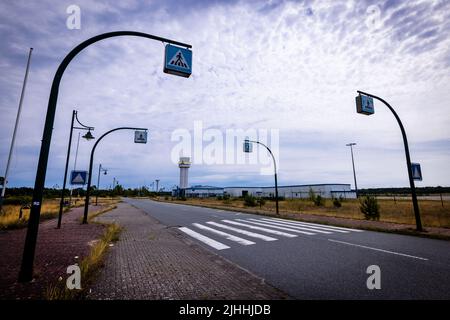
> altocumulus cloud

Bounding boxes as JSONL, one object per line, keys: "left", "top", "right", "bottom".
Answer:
{"left": 0, "top": 0, "right": 449, "bottom": 190}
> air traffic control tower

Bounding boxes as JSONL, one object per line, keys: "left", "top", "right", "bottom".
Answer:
{"left": 178, "top": 157, "right": 191, "bottom": 196}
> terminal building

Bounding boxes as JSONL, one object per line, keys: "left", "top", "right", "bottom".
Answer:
{"left": 174, "top": 184, "right": 356, "bottom": 199}
{"left": 173, "top": 157, "right": 356, "bottom": 199}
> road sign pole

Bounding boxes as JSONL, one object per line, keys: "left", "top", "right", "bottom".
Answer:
{"left": 57, "top": 110, "right": 76, "bottom": 229}
{"left": 19, "top": 31, "right": 191, "bottom": 282}
{"left": 357, "top": 90, "right": 422, "bottom": 231}
{"left": 83, "top": 127, "right": 147, "bottom": 224}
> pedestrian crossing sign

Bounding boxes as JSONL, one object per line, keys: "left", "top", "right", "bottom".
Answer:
{"left": 356, "top": 94, "right": 374, "bottom": 115}
{"left": 411, "top": 163, "right": 422, "bottom": 181}
{"left": 70, "top": 170, "right": 88, "bottom": 185}
{"left": 134, "top": 130, "right": 147, "bottom": 144}
{"left": 164, "top": 44, "right": 192, "bottom": 78}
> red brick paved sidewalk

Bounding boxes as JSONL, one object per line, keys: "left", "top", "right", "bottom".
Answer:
{"left": 0, "top": 206, "right": 105, "bottom": 299}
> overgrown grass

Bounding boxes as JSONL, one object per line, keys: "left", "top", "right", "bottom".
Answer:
{"left": 157, "top": 197, "right": 450, "bottom": 228}
{"left": 0, "top": 200, "right": 68, "bottom": 230}
{"left": 44, "top": 222, "right": 122, "bottom": 300}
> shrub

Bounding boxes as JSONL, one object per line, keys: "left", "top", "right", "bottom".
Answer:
{"left": 217, "top": 195, "right": 223, "bottom": 200}
{"left": 257, "top": 198, "right": 266, "bottom": 208}
{"left": 313, "top": 195, "right": 325, "bottom": 206}
{"left": 244, "top": 195, "right": 257, "bottom": 207}
{"left": 333, "top": 197, "right": 342, "bottom": 208}
{"left": 360, "top": 195, "right": 380, "bottom": 220}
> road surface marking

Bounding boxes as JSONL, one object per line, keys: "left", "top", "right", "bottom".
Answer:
{"left": 193, "top": 223, "right": 255, "bottom": 246}
{"left": 222, "top": 220, "right": 298, "bottom": 238}
{"left": 248, "top": 218, "right": 332, "bottom": 234}
{"left": 328, "top": 239, "right": 429, "bottom": 261}
{"left": 261, "top": 218, "right": 349, "bottom": 233}
{"left": 179, "top": 227, "right": 230, "bottom": 250}
{"left": 206, "top": 221, "right": 278, "bottom": 241}
{"left": 236, "top": 219, "right": 316, "bottom": 235}
{"left": 266, "top": 217, "right": 363, "bottom": 232}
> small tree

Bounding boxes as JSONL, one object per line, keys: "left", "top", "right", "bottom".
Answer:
{"left": 308, "top": 188, "right": 316, "bottom": 202}
{"left": 333, "top": 197, "right": 342, "bottom": 208}
{"left": 244, "top": 195, "right": 257, "bottom": 207}
{"left": 257, "top": 197, "right": 266, "bottom": 208}
{"left": 314, "top": 195, "right": 325, "bottom": 206}
{"left": 360, "top": 195, "right": 380, "bottom": 220}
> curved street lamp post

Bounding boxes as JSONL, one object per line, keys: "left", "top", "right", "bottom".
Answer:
{"left": 243, "top": 139, "right": 279, "bottom": 215}
{"left": 356, "top": 90, "right": 422, "bottom": 231}
{"left": 57, "top": 110, "right": 94, "bottom": 229}
{"left": 95, "top": 164, "right": 108, "bottom": 206}
{"left": 83, "top": 127, "right": 147, "bottom": 224}
{"left": 19, "top": 31, "right": 192, "bottom": 282}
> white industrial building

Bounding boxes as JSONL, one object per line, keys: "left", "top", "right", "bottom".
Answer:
{"left": 223, "top": 184, "right": 356, "bottom": 199}
{"left": 173, "top": 156, "right": 356, "bottom": 199}
{"left": 173, "top": 184, "right": 356, "bottom": 199}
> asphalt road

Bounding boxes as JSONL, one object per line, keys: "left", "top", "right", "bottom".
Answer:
{"left": 125, "top": 198, "right": 450, "bottom": 299}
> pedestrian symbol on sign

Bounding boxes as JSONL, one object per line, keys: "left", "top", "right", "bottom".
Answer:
{"left": 134, "top": 130, "right": 148, "bottom": 144}
{"left": 169, "top": 51, "right": 189, "bottom": 69}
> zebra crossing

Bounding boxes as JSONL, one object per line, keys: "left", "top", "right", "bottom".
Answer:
{"left": 179, "top": 217, "right": 363, "bottom": 251}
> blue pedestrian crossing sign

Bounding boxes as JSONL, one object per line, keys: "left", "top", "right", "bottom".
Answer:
{"left": 164, "top": 44, "right": 192, "bottom": 78}
{"left": 243, "top": 139, "right": 253, "bottom": 153}
{"left": 70, "top": 170, "right": 88, "bottom": 185}
{"left": 356, "top": 94, "right": 374, "bottom": 115}
{"left": 411, "top": 163, "right": 422, "bottom": 181}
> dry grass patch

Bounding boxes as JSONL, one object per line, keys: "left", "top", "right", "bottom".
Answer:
{"left": 0, "top": 200, "right": 67, "bottom": 230}
{"left": 44, "top": 222, "right": 122, "bottom": 300}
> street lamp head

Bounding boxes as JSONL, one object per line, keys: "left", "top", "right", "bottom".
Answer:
{"left": 346, "top": 143, "right": 356, "bottom": 147}
{"left": 82, "top": 130, "right": 95, "bottom": 141}
{"left": 103, "top": 170, "right": 107, "bottom": 175}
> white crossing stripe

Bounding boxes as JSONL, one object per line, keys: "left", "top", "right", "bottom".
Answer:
{"left": 179, "top": 227, "right": 230, "bottom": 250}
{"left": 206, "top": 221, "right": 278, "bottom": 241}
{"left": 248, "top": 218, "right": 332, "bottom": 234}
{"left": 260, "top": 218, "right": 348, "bottom": 233}
{"left": 236, "top": 219, "right": 316, "bottom": 235}
{"left": 265, "top": 217, "right": 363, "bottom": 232}
{"left": 222, "top": 220, "right": 298, "bottom": 238}
{"left": 193, "top": 223, "right": 255, "bottom": 246}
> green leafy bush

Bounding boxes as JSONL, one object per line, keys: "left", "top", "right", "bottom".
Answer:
{"left": 360, "top": 195, "right": 380, "bottom": 220}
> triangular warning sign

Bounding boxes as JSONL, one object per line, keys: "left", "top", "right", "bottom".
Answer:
{"left": 168, "top": 50, "right": 190, "bottom": 69}
{"left": 72, "top": 173, "right": 85, "bottom": 183}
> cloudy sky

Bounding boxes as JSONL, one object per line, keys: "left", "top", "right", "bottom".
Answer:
{"left": 1, "top": 0, "right": 449, "bottom": 191}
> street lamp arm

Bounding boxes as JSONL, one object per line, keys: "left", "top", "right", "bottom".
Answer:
{"left": 249, "top": 140, "right": 277, "bottom": 174}
{"left": 357, "top": 91, "right": 407, "bottom": 137}
{"left": 74, "top": 111, "right": 94, "bottom": 130}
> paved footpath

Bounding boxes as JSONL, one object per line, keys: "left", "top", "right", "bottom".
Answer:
{"left": 87, "top": 202, "right": 289, "bottom": 299}
{"left": 0, "top": 205, "right": 105, "bottom": 299}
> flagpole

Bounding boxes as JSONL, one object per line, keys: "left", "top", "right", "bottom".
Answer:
{"left": 0, "top": 48, "right": 33, "bottom": 211}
